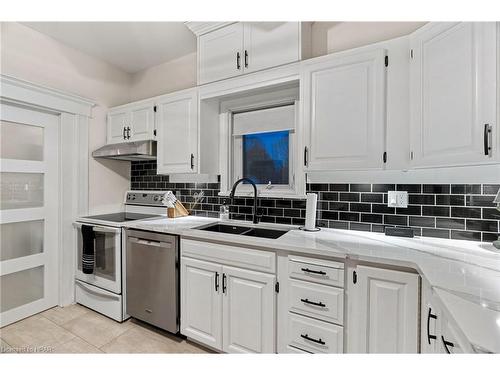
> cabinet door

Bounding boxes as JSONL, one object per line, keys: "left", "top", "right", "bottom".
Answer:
{"left": 198, "top": 23, "right": 244, "bottom": 84}
{"left": 222, "top": 266, "right": 276, "bottom": 353}
{"left": 156, "top": 89, "right": 198, "bottom": 174}
{"left": 180, "top": 257, "right": 223, "bottom": 351}
{"left": 107, "top": 110, "right": 128, "bottom": 144}
{"left": 243, "top": 22, "right": 300, "bottom": 74}
{"left": 129, "top": 105, "right": 155, "bottom": 142}
{"left": 409, "top": 22, "right": 497, "bottom": 167}
{"left": 347, "top": 265, "right": 419, "bottom": 353}
{"left": 302, "top": 49, "right": 387, "bottom": 170}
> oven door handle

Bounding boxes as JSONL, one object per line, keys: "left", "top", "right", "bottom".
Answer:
{"left": 73, "top": 222, "right": 121, "bottom": 234}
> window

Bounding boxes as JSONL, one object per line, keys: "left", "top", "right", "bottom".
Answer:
{"left": 242, "top": 130, "right": 289, "bottom": 185}
{"left": 231, "top": 104, "right": 296, "bottom": 195}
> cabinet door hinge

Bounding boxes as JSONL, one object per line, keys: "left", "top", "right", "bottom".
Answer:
{"left": 383, "top": 151, "right": 387, "bottom": 163}
{"left": 275, "top": 282, "right": 280, "bottom": 293}
{"left": 385, "top": 55, "right": 389, "bottom": 67}
{"left": 153, "top": 105, "right": 157, "bottom": 112}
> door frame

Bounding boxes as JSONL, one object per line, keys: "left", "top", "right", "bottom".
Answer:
{"left": 1, "top": 74, "right": 95, "bottom": 310}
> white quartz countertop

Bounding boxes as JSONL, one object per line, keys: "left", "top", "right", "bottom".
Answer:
{"left": 125, "top": 215, "right": 500, "bottom": 353}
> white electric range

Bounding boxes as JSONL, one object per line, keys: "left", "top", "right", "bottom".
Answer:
{"left": 73, "top": 191, "right": 170, "bottom": 321}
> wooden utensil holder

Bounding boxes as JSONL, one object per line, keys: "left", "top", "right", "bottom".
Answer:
{"left": 167, "top": 201, "right": 189, "bottom": 218}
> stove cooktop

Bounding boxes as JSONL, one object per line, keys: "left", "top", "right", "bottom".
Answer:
{"left": 81, "top": 212, "right": 159, "bottom": 223}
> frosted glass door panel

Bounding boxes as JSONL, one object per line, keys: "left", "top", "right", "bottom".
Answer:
{"left": 0, "top": 266, "right": 44, "bottom": 313}
{"left": 0, "top": 172, "right": 44, "bottom": 209}
{"left": 0, "top": 121, "right": 44, "bottom": 161}
{"left": 0, "top": 220, "right": 44, "bottom": 261}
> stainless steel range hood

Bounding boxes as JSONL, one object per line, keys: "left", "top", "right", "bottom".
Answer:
{"left": 92, "top": 140, "right": 156, "bottom": 161}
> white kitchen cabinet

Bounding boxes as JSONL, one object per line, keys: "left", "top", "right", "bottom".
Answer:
{"left": 196, "top": 22, "right": 308, "bottom": 85}
{"left": 302, "top": 49, "right": 387, "bottom": 171}
{"left": 107, "top": 109, "right": 129, "bottom": 144}
{"left": 420, "top": 280, "right": 472, "bottom": 354}
{"left": 180, "top": 257, "right": 223, "bottom": 350}
{"left": 409, "top": 22, "right": 498, "bottom": 167}
{"left": 180, "top": 239, "right": 277, "bottom": 353}
{"left": 156, "top": 88, "right": 198, "bottom": 174}
{"left": 198, "top": 23, "right": 244, "bottom": 85}
{"left": 106, "top": 101, "right": 155, "bottom": 144}
{"left": 243, "top": 22, "right": 300, "bottom": 74}
{"left": 222, "top": 265, "right": 276, "bottom": 353}
{"left": 347, "top": 265, "right": 419, "bottom": 353}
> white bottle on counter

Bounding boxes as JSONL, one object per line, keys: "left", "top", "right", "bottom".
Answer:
{"left": 220, "top": 200, "right": 230, "bottom": 221}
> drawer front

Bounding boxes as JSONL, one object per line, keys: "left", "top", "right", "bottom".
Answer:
{"left": 181, "top": 239, "right": 275, "bottom": 273}
{"left": 75, "top": 280, "right": 123, "bottom": 322}
{"left": 288, "top": 256, "right": 344, "bottom": 287}
{"left": 284, "top": 345, "right": 311, "bottom": 354}
{"left": 288, "top": 279, "right": 344, "bottom": 324}
{"left": 288, "top": 313, "right": 343, "bottom": 354}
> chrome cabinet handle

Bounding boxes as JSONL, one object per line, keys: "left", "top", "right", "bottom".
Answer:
{"left": 300, "top": 298, "right": 326, "bottom": 308}
{"left": 484, "top": 124, "right": 492, "bottom": 156}
{"left": 427, "top": 307, "right": 437, "bottom": 344}
{"left": 300, "top": 334, "right": 325, "bottom": 345}
{"left": 236, "top": 52, "right": 241, "bottom": 70}
{"left": 244, "top": 50, "right": 248, "bottom": 68}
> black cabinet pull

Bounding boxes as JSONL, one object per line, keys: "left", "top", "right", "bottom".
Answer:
{"left": 123, "top": 127, "right": 127, "bottom": 140}
{"left": 304, "top": 146, "right": 308, "bottom": 167}
{"left": 300, "top": 334, "right": 325, "bottom": 345}
{"left": 244, "top": 50, "right": 248, "bottom": 68}
{"left": 441, "top": 336, "right": 454, "bottom": 354}
{"left": 353, "top": 270, "right": 357, "bottom": 284}
{"left": 301, "top": 267, "right": 326, "bottom": 275}
{"left": 126, "top": 126, "right": 131, "bottom": 139}
{"left": 222, "top": 273, "right": 227, "bottom": 293}
{"left": 236, "top": 52, "right": 241, "bottom": 70}
{"left": 215, "top": 272, "right": 219, "bottom": 292}
{"left": 190, "top": 153, "right": 194, "bottom": 169}
{"left": 300, "top": 298, "right": 326, "bottom": 308}
{"left": 484, "top": 124, "right": 492, "bottom": 156}
{"left": 427, "top": 307, "right": 437, "bottom": 345}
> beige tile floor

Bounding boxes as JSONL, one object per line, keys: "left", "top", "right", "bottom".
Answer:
{"left": 0, "top": 304, "right": 212, "bottom": 354}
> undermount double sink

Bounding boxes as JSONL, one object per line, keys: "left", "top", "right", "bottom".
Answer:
{"left": 196, "top": 223, "right": 289, "bottom": 239}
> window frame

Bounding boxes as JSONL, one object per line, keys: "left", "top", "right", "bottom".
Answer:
{"left": 219, "top": 98, "right": 305, "bottom": 198}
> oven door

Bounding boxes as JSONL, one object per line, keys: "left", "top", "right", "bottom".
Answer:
{"left": 74, "top": 222, "right": 122, "bottom": 294}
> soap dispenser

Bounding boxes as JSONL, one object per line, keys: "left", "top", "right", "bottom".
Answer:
{"left": 220, "top": 199, "right": 230, "bottom": 221}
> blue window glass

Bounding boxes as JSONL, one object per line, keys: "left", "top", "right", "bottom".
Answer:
{"left": 242, "top": 130, "right": 289, "bottom": 185}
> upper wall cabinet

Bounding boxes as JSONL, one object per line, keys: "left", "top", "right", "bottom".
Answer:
{"left": 156, "top": 88, "right": 199, "bottom": 174}
{"left": 107, "top": 101, "right": 155, "bottom": 144}
{"left": 194, "top": 22, "right": 311, "bottom": 85}
{"left": 302, "top": 49, "right": 387, "bottom": 171}
{"left": 409, "top": 22, "right": 498, "bottom": 168}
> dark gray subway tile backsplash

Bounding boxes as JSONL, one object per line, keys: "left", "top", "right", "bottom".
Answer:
{"left": 130, "top": 161, "right": 500, "bottom": 243}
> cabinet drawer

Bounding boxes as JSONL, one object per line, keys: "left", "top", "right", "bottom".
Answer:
{"left": 284, "top": 345, "right": 311, "bottom": 354}
{"left": 288, "top": 279, "right": 344, "bottom": 324}
{"left": 288, "top": 255, "right": 344, "bottom": 287}
{"left": 181, "top": 239, "right": 275, "bottom": 273}
{"left": 288, "top": 313, "right": 343, "bottom": 354}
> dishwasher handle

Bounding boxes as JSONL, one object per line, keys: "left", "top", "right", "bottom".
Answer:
{"left": 128, "top": 236, "right": 174, "bottom": 248}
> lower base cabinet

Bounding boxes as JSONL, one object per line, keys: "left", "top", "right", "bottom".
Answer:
{"left": 347, "top": 265, "right": 420, "bottom": 353}
{"left": 181, "top": 249, "right": 276, "bottom": 353}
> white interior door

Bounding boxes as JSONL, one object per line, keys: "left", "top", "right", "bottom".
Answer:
{"left": 0, "top": 103, "right": 59, "bottom": 327}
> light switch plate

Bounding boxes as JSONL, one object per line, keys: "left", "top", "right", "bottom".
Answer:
{"left": 387, "top": 191, "right": 408, "bottom": 208}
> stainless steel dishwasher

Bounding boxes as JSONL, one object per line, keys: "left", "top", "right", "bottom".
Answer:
{"left": 125, "top": 229, "right": 179, "bottom": 333}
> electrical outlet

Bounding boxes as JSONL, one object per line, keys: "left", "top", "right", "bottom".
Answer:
{"left": 387, "top": 191, "right": 408, "bottom": 208}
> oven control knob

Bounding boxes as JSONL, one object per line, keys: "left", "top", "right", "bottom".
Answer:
{"left": 153, "top": 195, "right": 159, "bottom": 201}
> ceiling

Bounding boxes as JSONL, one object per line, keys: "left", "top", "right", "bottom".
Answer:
{"left": 22, "top": 22, "right": 197, "bottom": 73}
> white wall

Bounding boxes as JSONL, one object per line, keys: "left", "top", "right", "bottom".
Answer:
{"left": 1, "top": 22, "right": 132, "bottom": 214}
{"left": 129, "top": 52, "right": 197, "bottom": 101}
